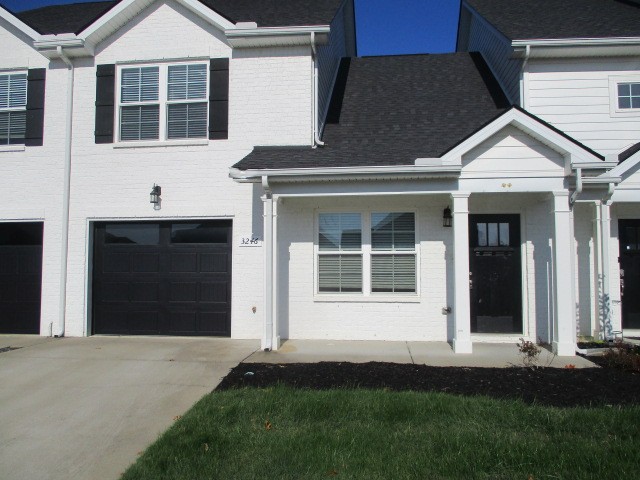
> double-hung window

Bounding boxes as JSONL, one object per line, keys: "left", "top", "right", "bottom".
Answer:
{"left": 371, "top": 213, "right": 417, "bottom": 293}
{"left": 318, "top": 213, "right": 363, "bottom": 293}
{"left": 118, "top": 63, "right": 208, "bottom": 142}
{"left": 0, "top": 72, "right": 27, "bottom": 145}
{"left": 317, "top": 212, "right": 417, "bottom": 295}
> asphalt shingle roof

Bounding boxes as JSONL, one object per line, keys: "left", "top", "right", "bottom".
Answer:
{"left": 9, "top": 0, "right": 343, "bottom": 34}
{"left": 620, "top": 141, "right": 640, "bottom": 163}
{"left": 233, "top": 52, "right": 512, "bottom": 171}
{"left": 466, "top": 0, "right": 640, "bottom": 40}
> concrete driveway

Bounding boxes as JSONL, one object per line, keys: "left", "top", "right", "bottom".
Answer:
{"left": 0, "top": 335, "right": 258, "bottom": 480}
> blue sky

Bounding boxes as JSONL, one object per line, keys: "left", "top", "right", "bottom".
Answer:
{"left": 0, "top": 0, "right": 461, "bottom": 56}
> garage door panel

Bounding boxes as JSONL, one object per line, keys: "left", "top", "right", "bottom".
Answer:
{"left": 199, "top": 311, "right": 229, "bottom": 334}
{"left": 100, "top": 282, "right": 130, "bottom": 302}
{"left": 18, "top": 282, "right": 41, "bottom": 303}
{"left": 170, "top": 253, "right": 198, "bottom": 272}
{"left": 103, "top": 253, "right": 130, "bottom": 273}
{"left": 200, "top": 253, "right": 228, "bottom": 273}
{"left": 0, "top": 254, "right": 18, "bottom": 274}
{"left": 169, "top": 282, "right": 198, "bottom": 302}
{"left": 131, "top": 282, "right": 159, "bottom": 302}
{"left": 93, "top": 221, "right": 231, "bottom": 336}
{"left": 0, "top": 282, "right": 18, "bottom": 301}
{"left": 168, "top": 311, "right": 197, "bottom": 333}
{"left": 132, "top": 253, "right": 160, "bottom": 273}
{"left": 200, "top": 282, "right": 228, "bottom": 303}
{"left": 19, "top": 253, "right": 42, "bottom": 274}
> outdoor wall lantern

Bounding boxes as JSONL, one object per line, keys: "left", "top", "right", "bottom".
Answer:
{"left": 150, "top": 184, "right": 161, "bottom": 210}
{"left": 442, "top": 206, "right": 452, "bottom": 227}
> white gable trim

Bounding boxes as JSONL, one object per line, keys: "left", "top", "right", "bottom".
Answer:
{"left": 416, "top": 108, "right": 608, "bottom": 170}
{"left": 0, "top": 6, "right": 42, "bottom": 42}
{"left": 79, "top": 0, "right": 236, "bottom": 42}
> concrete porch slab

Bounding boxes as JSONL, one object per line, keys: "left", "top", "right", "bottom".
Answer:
{"left": 246, "top": 340, "right": 597, "bottom": 369}
{"left": 0, "top": 335, "right": 258, "bottom": 480}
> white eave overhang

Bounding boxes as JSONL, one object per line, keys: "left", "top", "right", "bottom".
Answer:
{"left": 513, "top": 37, "right": 640, "bottom": 58}
{"left": 34, "top": 36, "right": 95, "bottom": 58}
{"left": 225, "top": 25, "right": 330, "bottom": 48}
{"left": 229, "top": 164, "right": 462, "bottom": 183}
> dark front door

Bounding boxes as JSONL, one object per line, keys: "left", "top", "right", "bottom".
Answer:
{"left": 469, "top": 214, "right": 522, "bottom": 334}
{"left": 619, "top": 220, "right": 640, "bottom": 329}
{"left": 92, "top": 220, "right": 232, "bottom": 336}
{"left": 0, "top": 223, "right": 43, "bottom": 334}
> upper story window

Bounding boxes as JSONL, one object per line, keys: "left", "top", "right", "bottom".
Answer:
{"left": 0, "top": 72, "right": 27, "bottom": 145}
{"left": 618, "top": 83, "right": 640, "bottom": 110}
{"left": 118, "top": 63, "right": 208, "bottom": 142}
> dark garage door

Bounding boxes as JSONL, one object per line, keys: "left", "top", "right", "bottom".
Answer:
{"left": 0, "top": 222, "right": 43, "bottom": 334}
{"left": 92, "top": 221, "right": 232, "bottom": 336}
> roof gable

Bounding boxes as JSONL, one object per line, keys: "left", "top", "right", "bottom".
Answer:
{"left": 465, "top": 0, "right": 640, "bottom": 41}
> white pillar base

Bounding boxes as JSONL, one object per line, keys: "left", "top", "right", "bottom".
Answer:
{"left": 272, "top": 336, "right": 281, "bottom": 351}
{"left": 553, "top": 341, "right": 576, "bottom": 357}
{"left": 453, "top": 338, "right": 473, "bottom": 354}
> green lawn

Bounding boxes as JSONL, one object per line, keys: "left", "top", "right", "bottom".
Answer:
{"left": 122, "top": 387, "right": 640, "bottom": 480}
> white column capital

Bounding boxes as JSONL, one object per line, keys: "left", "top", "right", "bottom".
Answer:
{"left": 451, "top": 192, "right": 471, "bottom": 199}
{"left": 551, "top": 191, "right": 571, "bottom": 213}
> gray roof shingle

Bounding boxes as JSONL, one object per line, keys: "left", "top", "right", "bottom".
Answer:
{"left": 9, "top": 0, "right": 343, "bottom": 34}
{"left": 233, "top": 52, "right": 512, "bottom": 171}
{"left": 466, "top": 0, "right": 640, "bottom": 40}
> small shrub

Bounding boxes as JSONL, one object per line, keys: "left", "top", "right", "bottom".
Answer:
{"left": 517, "top": 338, "right": 541, "bottom": 368}
{"left": 602, "top": 341, "right": 640, "bottom": 372}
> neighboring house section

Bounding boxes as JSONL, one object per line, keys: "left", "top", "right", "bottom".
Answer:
{"left": 0, "top": 0, "right": 355, "bottom": 338}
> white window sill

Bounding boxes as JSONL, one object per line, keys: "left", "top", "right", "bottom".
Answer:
{"left": 113, "top": 139, "right": 209, "bottom": 149}
{"left": 314, "top": 295, "right": 421, "bottom": 304}
{"left": 0, "top": 145, "right": 25, "bottom": 152}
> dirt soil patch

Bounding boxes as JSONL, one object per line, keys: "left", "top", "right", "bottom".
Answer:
{"left": 217, "top": 362, "right": 640, "bottom": 408}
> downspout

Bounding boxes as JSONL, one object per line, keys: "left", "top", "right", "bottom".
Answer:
{"left": 310, "top": 32, "right": 324, "bottom": 147}
{"left": 56, "top": 46, "right": 74, "bottom": 337}
{"left": 262, "top": 176, "right": 274, "bottom": 351}
{"left": 570, "top": 167, "right": 582, "bottom": 205}
{"left": 519, "top": 45, "right": 531, "bottom": 108}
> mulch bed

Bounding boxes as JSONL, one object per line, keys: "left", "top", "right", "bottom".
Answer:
{"left": 217, "top": 362, "right": 640, "bottom": 408}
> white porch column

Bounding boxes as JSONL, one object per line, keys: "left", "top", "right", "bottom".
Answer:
{"left": 271, "top": 198, "right": 281, "bottom": 349}
{"left": 552, "top": 191, "right": 577, "bottom": 356}
{"left": 452, "top": 193, "right": 472, "bottom": 354}
{"left": 262, "top": 193, "right": 274, "bottom": 351}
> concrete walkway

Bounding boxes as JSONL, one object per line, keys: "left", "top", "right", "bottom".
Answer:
{"left": 247, "top": 340, "right": 597, "bottom": 368}
{"left": 0, "top": 335, "right": 258, "bottom": 480}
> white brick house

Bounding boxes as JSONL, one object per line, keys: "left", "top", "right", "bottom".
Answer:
{"left": 0, "top": 0, "right": 638, "bottom": 358}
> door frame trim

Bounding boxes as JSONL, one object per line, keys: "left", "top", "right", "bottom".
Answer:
{"left": 85, "top": 215, "right": 235, "bottom": 337}
{"left": 467, "top": 208, "right": 530, "bottom": 340}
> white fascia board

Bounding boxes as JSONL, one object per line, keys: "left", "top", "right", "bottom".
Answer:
{"left": 582, "top": 176, "right": 621, "bottom": 185}
{"left": 433, "top": 109, "right": 603, "bottom": 168}
{"left": 0, "top": 6, "right": 42, "bottom": 41}
{"left": 513, "top": 37, "right": 640, "bottom": 48}
{"left": 34, "top": 37, "right": 95, "bottom": 58}
{"left": 229, "top": 164, "right": 462, "bottom": 182}
{"left": 606, "top": 151, "right": 640, "bottom": 178}
{"left": 225, "top": 26, "right": 330, "bottom": 48}
{"left": 79, "top": 0, "right": 235, "bottom": 43}
{"left": 513, "top": 38, "right": 640, "bottom": 58}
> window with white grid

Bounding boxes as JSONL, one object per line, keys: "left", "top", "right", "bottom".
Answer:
{"left": 118, "top": 63, "right": 207, "bottom": 142}
{"left": 0, "top": 72, "right": 27, "bottom": 145}
{"left": 316, "top": 211, "right": 417, "bottom": 296}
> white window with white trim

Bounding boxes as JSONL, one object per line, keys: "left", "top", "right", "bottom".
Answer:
{"left": 117, "top": 62, "right": 208, "bottom": 142}
{"left": 0, "top": 72, "right": 27, "bottom": 145}
{"left": 609, "top": 75, "right": 640, "bottom": 117}
{"left": 316, "top": 211, "right": 418, "bottom": 296}
{"left": 618, "top": 82, "right": 640, "bottom": 110}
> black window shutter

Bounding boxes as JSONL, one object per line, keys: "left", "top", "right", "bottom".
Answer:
{"left": 95, "top": 64, "right": 116, "bottom": 144}
{"left": 25, "top": 68, "right": 46, "bottom": 147}
{"left": 209, "top": 58, "right": 229, "bottom": 140}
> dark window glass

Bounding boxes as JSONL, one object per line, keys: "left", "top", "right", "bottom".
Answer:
{"left": 171, "top": 224, "right": 228, "bottom": 244}
{"left": 477, "top": 223, "right": 487, "bottom": 247}
{"left": 499, "top": 223, "right": 510, "bottom": 246}
{"left": 625, "top": 226, "right": 638, "bottom": 251}
{"left": 0, "top": 222, "right": 43, "bottom": 246}
{"left": 105, "top": 224, "right": 160, "bottom": 245}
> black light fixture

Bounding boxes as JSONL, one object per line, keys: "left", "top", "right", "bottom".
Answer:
{"left": 443, "top": 206, "right": 452, "bottom": 227}
{"left": 150, "top": 184, "right": 161, "bottom": 210}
